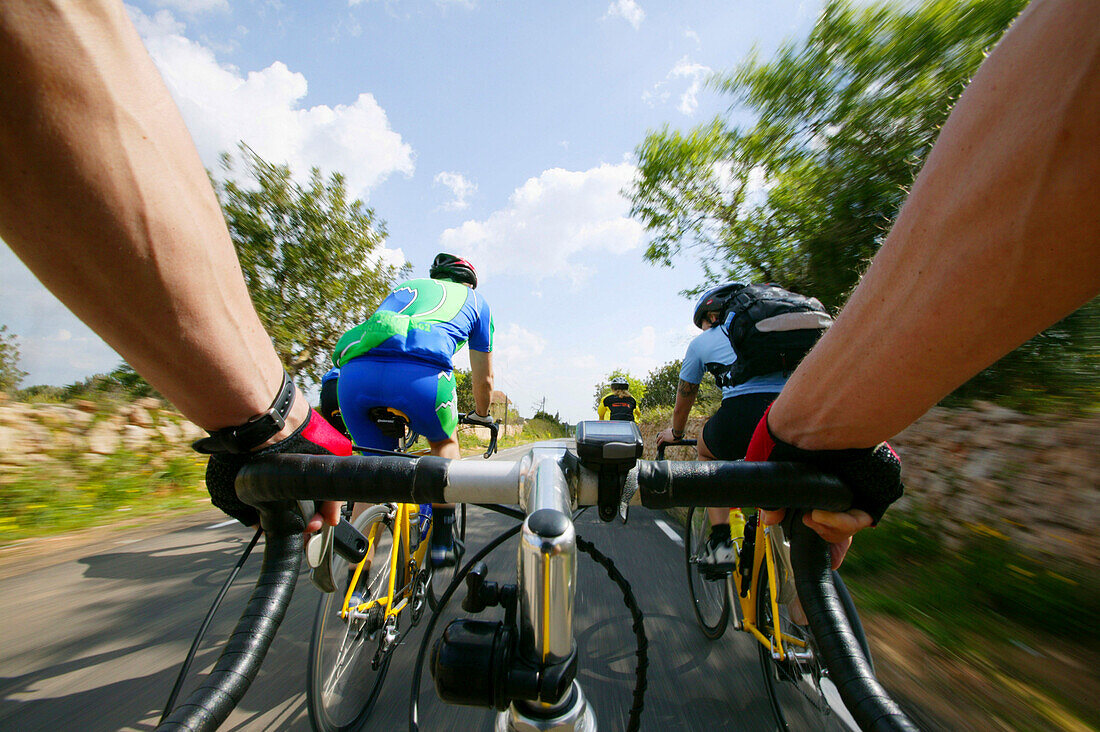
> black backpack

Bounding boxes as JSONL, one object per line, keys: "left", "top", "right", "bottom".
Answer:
{"left": 722, "top": 284, "right": 833, "bottom": 387}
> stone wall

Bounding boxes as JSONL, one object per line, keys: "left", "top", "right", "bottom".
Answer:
{"left": 639, "top": 402, "right": 1099, "bottom": 565}
{"left": 0, "top": 396, "right": 206, "bottom": 473}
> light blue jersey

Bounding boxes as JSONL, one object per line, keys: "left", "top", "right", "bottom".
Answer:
{"left": 679, "top": 313, "right": 787, "bottom": 398}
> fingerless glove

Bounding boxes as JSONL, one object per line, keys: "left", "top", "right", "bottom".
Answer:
{"left": 745, "top": 405, "right": 902, "bottom": 524}
{"left": 204, "top": 409, "right": 352, "bottom": 526}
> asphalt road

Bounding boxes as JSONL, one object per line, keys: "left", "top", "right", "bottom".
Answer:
{"left": 0, "top": 441, "right": 859, "bottom": 731}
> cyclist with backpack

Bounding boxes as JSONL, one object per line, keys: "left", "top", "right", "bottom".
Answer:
{"left": 657, "top": 283, "right": 832, "bottom": 569}
{"left": 332, "top": 253, "right": 495, "bottom": 566}
{"left": 598, "top": 377, "right": 641, "bottom": 422}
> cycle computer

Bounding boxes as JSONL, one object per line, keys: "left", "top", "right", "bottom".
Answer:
{"left": 574, "top": 420, "right": 643, "bottom": 469}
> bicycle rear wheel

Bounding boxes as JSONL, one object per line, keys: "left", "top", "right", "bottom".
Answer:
{"left": 685, "top": 506, "right": 731, "bottom": 639}
{"left": 307, "top": 505, "right": 401, "bottom": 732}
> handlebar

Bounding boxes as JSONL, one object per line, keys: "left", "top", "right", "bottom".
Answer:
{"left": 157, "top": 533, "right": 302, "bottom": 731}
{"left": 167, "top": 446, "right": 914, "bottom": 731}
{"left": 655, "top": 438, "right": 697, "bottom": 461}
{"left": 458, "top": 413, "right": 499, "bottom": 458}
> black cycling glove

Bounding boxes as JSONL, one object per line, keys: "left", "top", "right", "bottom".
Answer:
{"left": 745, "top": 405, "right": 903, "bottom": 524}
{"left": 203, "top": 408, "right": 352, "bottom": 526}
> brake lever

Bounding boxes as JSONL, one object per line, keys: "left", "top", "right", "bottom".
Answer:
{"left": 618, "top": 472, "right": 639, "bottom": 524}
{"left": 307, "top": 521, "right": 336, "bottom": 593}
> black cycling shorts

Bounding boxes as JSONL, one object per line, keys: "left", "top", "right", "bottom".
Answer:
{"left": 701, "top": 392, "right": 779, "bottom": 460}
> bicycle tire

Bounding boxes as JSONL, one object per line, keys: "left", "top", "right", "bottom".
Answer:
{"left": 755, "top": 566, "right": 834, "bottom": 730}
{"left": 685, "top": 506, "right": 731, "bottom": 639}
{"left": 307, "top": 505, "right": 402, "bottom": 732}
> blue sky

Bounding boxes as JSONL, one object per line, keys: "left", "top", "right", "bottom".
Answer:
{"left": 1, "top": 0, "right": 825, "bottom": 423}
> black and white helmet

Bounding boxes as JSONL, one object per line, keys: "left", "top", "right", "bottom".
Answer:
{"left": 693, "top": 283, "right": 743, "bottom": 329}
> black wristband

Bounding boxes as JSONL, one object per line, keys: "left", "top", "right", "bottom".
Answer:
{"left": 192, "top": 371, "right": 296, "bottom": 455}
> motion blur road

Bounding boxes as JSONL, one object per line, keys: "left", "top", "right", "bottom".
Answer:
{"left": 0, "top": 440, "right": 858, "bottom": 731}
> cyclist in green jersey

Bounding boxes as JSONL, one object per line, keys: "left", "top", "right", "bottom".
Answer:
{"left": 333, "top": 254, "right": 495, "bottom": 565}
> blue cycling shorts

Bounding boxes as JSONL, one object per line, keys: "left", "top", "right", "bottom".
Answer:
{"left": 337, "top": 356, "right": 459, "bottom": 449}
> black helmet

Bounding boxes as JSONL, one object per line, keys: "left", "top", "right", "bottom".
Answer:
{"left": 429, "top": 253, "right": 478, "bottom": 288}
{"left": 693, "top": 283, "right": 743, "bottom": 329}
{"left": 610, "top": 376, "right": 629, "bottom": 390}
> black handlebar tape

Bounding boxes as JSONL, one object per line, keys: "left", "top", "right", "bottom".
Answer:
{"left": 237, "top": 454, "right": 450, "bottom": 517}
{"left": 787, "top": 518, "right": 920, "bottom": 731}
{"left": 637, "top": 460, "right": 852, "bottom": 511}
{"left": 157, "top": 533, "right": 302, "bottom": 731}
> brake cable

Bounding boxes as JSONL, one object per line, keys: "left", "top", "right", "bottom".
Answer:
{"left": 159, "top": 526, "right": 263, "bottom": 724}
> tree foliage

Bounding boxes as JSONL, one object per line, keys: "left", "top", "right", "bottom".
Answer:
{"left": 216, "top": 144, "right": 410, "bottom": 386}
{"left": 629, "top": 0, "right": 1099, "bottom": 413}
{"left": 629, "top": 0, "right": 1027, "bottom": 308}
{"left": 639, "top": 359, "right": 722, "bottom": 413}
{"left": 0, "top": 325, "right": 26, "bottom": 393}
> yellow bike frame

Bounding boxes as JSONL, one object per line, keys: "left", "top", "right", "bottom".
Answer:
{"left": 729, "top": 515, "right": 808, "bottom": 662}
{"left": 339, "top": 503, "right": 432, "bottom": 622}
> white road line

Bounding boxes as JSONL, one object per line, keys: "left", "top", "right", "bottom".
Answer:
{"left": 207, "top": 519, "right": 238, "bottom": 529}
{"left": 653, "top": 518, "right": 683, "bottom": 546}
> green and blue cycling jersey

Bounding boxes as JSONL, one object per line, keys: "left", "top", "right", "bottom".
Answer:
{"left": 334, "top": 278, "right": 493, "bottom": 370}
{"left": 332, "top": 278, "right": 493, "bottom": 447}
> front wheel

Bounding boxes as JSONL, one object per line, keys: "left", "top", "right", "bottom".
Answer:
{"left": 307, "top": 505, "right": 401, "bottom": 732}
{"left": 756, "top": 566, "right": 835, "bottom": 730}
{"left": 685, "top": 506, "right": 731, "bottom": 639}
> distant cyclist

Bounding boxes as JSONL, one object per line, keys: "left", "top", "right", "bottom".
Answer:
{"left": 598, "top": 377, "right": 640, "bottom": 422}
{"left": 332, "top": 253, "right": 495, "bottom": 566}
{"left": 656, "top": 284, "right": 789, "bottom": 570}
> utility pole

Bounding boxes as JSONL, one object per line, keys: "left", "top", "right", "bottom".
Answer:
{"left": 503, "top": 394, "right": 510, "bottom": 435}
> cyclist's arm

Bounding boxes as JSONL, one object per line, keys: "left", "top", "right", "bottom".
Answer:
{"left": 0, "top": 1, "right": 342, "bottom": 528}
{"left": 657, "top": 380, "right": 698, "bottom": 445}
{"left": 768, "top": 0, "right": 1100, "bottom": 453}
{"left": 469, "top": 349, "right": 494, "bottom": 417}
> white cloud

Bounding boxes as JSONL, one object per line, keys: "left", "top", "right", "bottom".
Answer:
{"left": 603, "top": 0, "right": 645, "bottom": 30}
{"left": 438, "top": 163, "right": 644, "bottom": 285}
{"left": 434, "top": 172, "right": 477, "bottom": 211}
{"left": 684, "top": 29, "right": 701, "bottom": 48}
{"left": 643, "top": 56, "right": 712, "bottom": 115}
{"left": 149, "top": 0, "right": 229, "bottom": 15}
{"left": 129, "top": 8, "right": 414, "bottom": 200}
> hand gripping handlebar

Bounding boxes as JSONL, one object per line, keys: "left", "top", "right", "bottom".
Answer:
{"left": 163, "top": 449, "right": 917, "bottom": 731}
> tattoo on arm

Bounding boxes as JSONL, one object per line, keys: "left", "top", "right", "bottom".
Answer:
{"left": 677, "top": 381, "right": 699, "bottom": 397}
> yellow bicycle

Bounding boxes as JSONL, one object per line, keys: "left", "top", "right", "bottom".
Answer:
{"left": 305, "top": 414, "right": 497, "bottom": 732}
{"left": 660, "top": 439, "right": 875, "bottom": 730}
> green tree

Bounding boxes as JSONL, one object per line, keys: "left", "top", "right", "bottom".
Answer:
{"left": 216, "top": 144, "right": 410, "bottom": 386}
{"left": 593, "top": 370, "right": 646, "bottom": 413}
{"left": 628, "top": 0, "right": 1099, "bottom": 413}
{"left": 640, "top": 359, "right": 721, "bottom": 413}
{"left": 629, "top": 0, "right": 1026, "bottom": 308}
{"left": 454, "top": 368, "right": 475, "bottom": 414}
{"left": 0, "top": 325, "right": 27, "bottom": 393}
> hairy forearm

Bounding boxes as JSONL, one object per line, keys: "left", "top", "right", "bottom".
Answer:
{"left": 0, "top": 1, "right": 287, "bottom": 429}
{"left": 770, "top": 0, "right": 1100, "bottom": 449}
